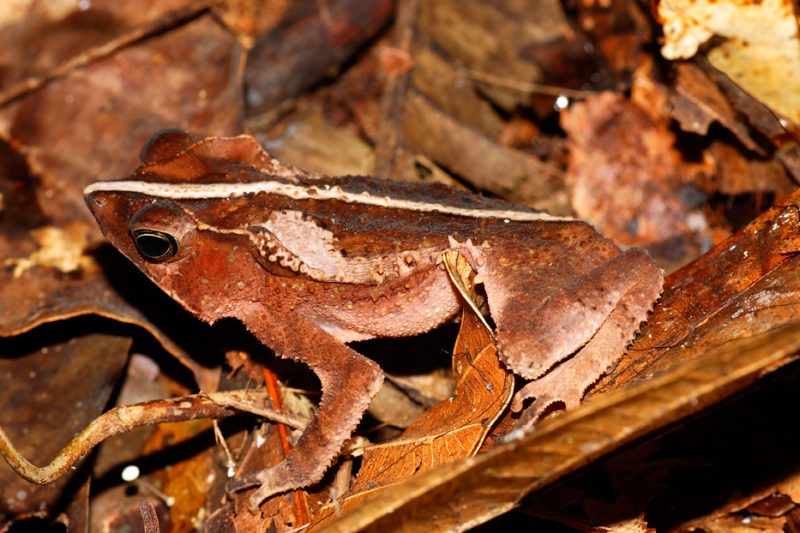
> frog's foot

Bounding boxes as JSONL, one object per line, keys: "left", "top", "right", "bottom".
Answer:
{"left": 226, "top": 457, "right": 311, "bottom": 512}
{"left": 243, "top": 460, "right": 310, "bottom": 512}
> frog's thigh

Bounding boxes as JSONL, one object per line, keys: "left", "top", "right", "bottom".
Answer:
{"left": 511, "top": 250, "right": 662, "bottom": 421}
{"left": 483, "top": 249, "right": 661, "bottom": 380}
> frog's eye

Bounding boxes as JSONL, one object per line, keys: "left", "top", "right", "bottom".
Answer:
{"left": 131, "top": 229, "right": 179, "bottom": 261}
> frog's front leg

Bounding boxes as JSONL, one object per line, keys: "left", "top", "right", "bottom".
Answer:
{"left": 233, "top": 306, "right": 383, "bottom": 510}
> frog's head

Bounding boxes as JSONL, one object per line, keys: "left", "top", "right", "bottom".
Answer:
{"left": 84, "top": 130, "right": 284, "bottom": 321}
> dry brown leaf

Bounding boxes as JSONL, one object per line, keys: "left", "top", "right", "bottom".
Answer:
{"left": 417, "top": 0, "right": 569, "bottom": 111}
{"left": 243, "top": 0, "right": 394, "bottom": 116}
{"left": 255, "top": 106, "right": 375, "bottom": 177}
{"left": 708, "top": 140, "right": 793, "bottom": 196}
{"left": 408, "top": 44, "right": 505, "bottom": 139}
{"left": 400, "top": 91, "right": 566, "bottom": 212}
{"left": 94, "top": 497, "right": 170, "bottom": 532}
{"left": 144, "top": 419, "right": 218, "bottom": 533}
{"left": 669, "top": 62, "right": 762, "bottom": 154}
{"left": 211, "top": 0, "right": 295, "bottom": 46}
{"left": 596, "top": 515, "right": 653, "bottom": 533}
{"left": 0, "top": 0, "right": 203, "bottom": 101}
{"left": 366, "top": 380, "right": 427, "bottom": 429}
{"left": 372, "top": 0, "right": 571, "bottom": 215}
{"left": 206, "top": 422, "right": 316, "bottom": 532}
{"left": 5, "top": 222, "right": 96, "bottom": 279}
{"left": 311, "top": 252, "right": 513, "bottom": 526}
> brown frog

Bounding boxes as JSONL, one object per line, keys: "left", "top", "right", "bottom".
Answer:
{"left": 84, "top": 130, "right": 663, "bottom": 508}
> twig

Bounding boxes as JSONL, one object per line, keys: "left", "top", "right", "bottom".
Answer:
{"left": 0, "top": 390, "right": 308, "bottom": 485}
{"left": 212, "top": 419, "right": 236, "bottom": 475}
{"left": 466, "top": 68, "right": 596, "bottom": 99}
{"left": 263, "top": 367, "right": 312, "bottom": 525}
{"left": 204, "top": 391, "right": 306, "bottom": 429}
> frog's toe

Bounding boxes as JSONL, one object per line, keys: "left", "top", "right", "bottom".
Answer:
{"left": 511, "top": 378, "right": 580, "bottom": 415}
{"left": 245, "top": 462, "right": 296, "bottom": 512}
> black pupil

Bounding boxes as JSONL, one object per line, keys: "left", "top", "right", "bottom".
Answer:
{"left": 132, "top": 230, "right": 177, "bottom": 260}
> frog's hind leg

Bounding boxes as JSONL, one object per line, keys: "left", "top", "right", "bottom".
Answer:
{"left": 511, "top": 252, "right": 663, "bottom": 423}
{"left": 481, "top": 248, "right": 662, "bottom": 419}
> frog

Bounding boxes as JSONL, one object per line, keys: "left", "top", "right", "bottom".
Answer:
{"left": 84, "top": 129, "right": 663, "bottom": 508}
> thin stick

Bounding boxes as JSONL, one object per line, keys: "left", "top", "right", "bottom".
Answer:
{"left": 0, "top": 390, "right": 307, "bottom": 485}
{"left": 263, "top": 367, "right": 312, "bottom": 525}
{"left": 466, "top": 68, "right": 596, "bottom": 99}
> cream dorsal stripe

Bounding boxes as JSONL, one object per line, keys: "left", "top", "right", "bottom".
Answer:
{"left": 84, "top": 180, "right": 574, "bottom": 223}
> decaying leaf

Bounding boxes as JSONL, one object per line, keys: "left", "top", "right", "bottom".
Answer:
{"left": 373, "top": 0, "right": 572, "bottom": 215}
{"left": 0, "top": 0, "right": 212, "bottom": 104}
{"left": 562, "top": 69, "right": 714, "bottom": 262}
{"left": 243, "top": 0, "right": 394, "bottom": 116}
{"left": 205, "top": 422, "right": 310, "bottom": 532}
{"left": 366, "top": 380, "right": 428, "bottom": 429}
{"left": 144, "top": 418, "right": 218, "bottom": 533}
{"left": 256, "top": 105, "right": 376, "bottom": 177}
{"left": 417, "top": 0, "right": 572, "bottom": 112}
{"left": 669, "top": 62, "right": 762, "bottom": 154}
{"left": 5, "top": 221, "right": 96, "bottom": 279}
{"left": 708, "top": 140, "right": 793, "bottom": 197}
{"left": 673, "top": 453, "right": 800, "bottom": 531}
{"left": 211, "top": 0, "right": 295, "bottom": 46}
